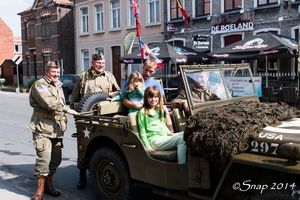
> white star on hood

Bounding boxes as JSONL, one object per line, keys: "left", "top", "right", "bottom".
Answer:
{"left": 83, "top": 127, "right": 90, "bottom": 139}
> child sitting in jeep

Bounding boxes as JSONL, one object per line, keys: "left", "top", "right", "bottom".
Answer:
{"left": 107, "top": 71, "right": 145, "bottom": 113}
{"left": 138, "top": 86, "right": 187, "bottom": 164}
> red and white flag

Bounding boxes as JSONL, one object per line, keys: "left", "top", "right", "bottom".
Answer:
{"left": 132, "top": 0, "right": 141, "bottom": 37}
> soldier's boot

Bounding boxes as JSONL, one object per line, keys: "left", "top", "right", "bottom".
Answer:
{"left": 44, "top": 174, "right": 61, "bottom": 197}
{"left": 31, "top": 176, "right": 45, "bottom": 200}
{"left": 77, "top": 168, "right": 87, "bottom": 189}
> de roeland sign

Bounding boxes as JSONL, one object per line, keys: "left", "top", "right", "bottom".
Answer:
{"left": 211, "top": 19, "right": 254, "bottom": 35}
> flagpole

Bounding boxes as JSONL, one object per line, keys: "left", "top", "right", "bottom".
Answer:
{"left": 133, "top": 0, "right": 143, "bottom": 65}
{"left": 139, "top": 37, "right": 143, "bottom": 65}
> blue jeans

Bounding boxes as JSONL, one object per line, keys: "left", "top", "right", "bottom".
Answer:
{"left": 150, "top": 131, "right": 186, "bottom": 164}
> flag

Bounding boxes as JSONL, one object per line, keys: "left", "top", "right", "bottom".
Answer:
{"left": 140, "top": 40, "right": 149, "bottom": 59}
{"left": 132, "top": 0, "right": 141, "bottom": 37}
{"left": 176, "top": 0, "right": 190, "bottom": 28}
{"left": 139, "top": 40, "right": 163, "bottom": 68}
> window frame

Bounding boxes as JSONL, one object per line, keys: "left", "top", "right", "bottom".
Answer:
{"left": 110, "top": 0, "right": 121, "bottom": 29}
{"left": 147, "top": 0, "right": 160, "bottom": 24}
{"left": 43, "top": 55, "right": 51, "bottom": 72}
{"left": 94, "top": 3, "right": 104, "bottom": 32}
{"left": 80, "top": 7, "right": 89, "bottom": 34}
{"left": 41, "top": 16, "right": 51, "bottom": 38}
{"left": 81, "top": 49, "right": 90, "bottom": 71}
{"left": 194, "top": 0, "right": 211, "bottom": 17}
{"left": 169, "top": 0, "right": 182, "bottom": 21}
{"left": 257, "top": 0, "right": 278, "bottom": 7}
{"left": 224, "top": 0, "right": 242, "bottom": 12}
{"left": 128, "top": 0, "right": 139, "bottom": 27}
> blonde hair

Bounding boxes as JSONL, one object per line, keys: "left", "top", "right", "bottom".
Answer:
{"left": 142, "top": 59, "right": 157, "bottom": 68}
{"left": 126, "top": 71, "right": 145, "bottom": 92}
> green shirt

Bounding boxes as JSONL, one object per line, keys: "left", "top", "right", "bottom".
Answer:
{"left": 138, "top": 108, "right": 172, "bottom": 149}
{"left": 113, "top": 88, "right": 144, "bottom": 113}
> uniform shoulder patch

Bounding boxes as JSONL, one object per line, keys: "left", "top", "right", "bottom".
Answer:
{"left": 37, "top": 85, "right": 48, "bottom": 92}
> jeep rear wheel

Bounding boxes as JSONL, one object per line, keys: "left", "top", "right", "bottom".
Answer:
{"left": 90, "top": 146, "right": 135, "bottom": 200}
{"left": 77, "top": 92, "right": 108, "bottom": 112}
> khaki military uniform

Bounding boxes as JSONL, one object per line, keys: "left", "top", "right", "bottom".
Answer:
{"left": 171, "top": 82, "right": 226, "bottom": 109}
{"left": 28, "top": 76, "right": 69, "bottom": 177}
{"left": 71, "top": 68, "right": 121, "bottom": 169}
{"left": 71, "top": 68, "right": 121, "bottom": 106}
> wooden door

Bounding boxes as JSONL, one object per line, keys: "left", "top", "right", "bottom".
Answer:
{"left": 112, "top": 46, "right": 121, "bottom": 86}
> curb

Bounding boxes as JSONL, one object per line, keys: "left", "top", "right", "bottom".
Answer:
{"left": 0, "top": 88, "right": 29, "bottom": 93}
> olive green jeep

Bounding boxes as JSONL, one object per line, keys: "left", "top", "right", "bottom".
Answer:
{"left": 72, "top": 64, "right": 300, "bottom": 200}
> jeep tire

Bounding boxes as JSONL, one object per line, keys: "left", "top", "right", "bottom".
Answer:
{"left": 89, "top": 146, "right": 135, "bottom": 200}
{"left": 77, "top": 92, "right": 108, "bottom": 112}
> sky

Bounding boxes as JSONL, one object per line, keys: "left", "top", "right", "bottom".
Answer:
{"left": 0, "top": 0, "right": 33, "bottom": 36}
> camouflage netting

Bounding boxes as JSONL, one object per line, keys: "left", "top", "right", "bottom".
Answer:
{"left": 184, "top": 101, "right": 300, "bottom": 166}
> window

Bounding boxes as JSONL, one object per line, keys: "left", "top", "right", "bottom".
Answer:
{"left": 81, "top": 49, "right": 90, "bottom": 71}
{"left": 14, "top": 45, "right": 22, "bottom": 53}
{"left": 95, "top": 47, "right": 104, "bottom": 56}
{"left": 111, "top": 0, "right": 121, "bottom": 29}
{"left": 195, "top": 0, "right": 210, "bottom": 16}
{"left": 27, "top": 20, "right": 36, "bottom": 48}
{"left": 41, "top": 17, "right": 51, "bottom": 37}
{"left": 257, "top": 0, "right": 277, "bottom": 6}
{"left": 43, "top": 55, "right": 51, "bottom": 72}
{"left": 170, "top": 0, "right": 182, "bottom": 20}
{"left": 95, "top": 3, "right": 104, "bottom": 31}
{"left": 43, "top": 0, "right": 47, "bottom": 6}
{"left": 128, "top": 0, "right": 139, "bottom": 27}
{"left": 224, "top": 0, "right": 242, "bottom": 12}
{"left": 148, "top": 0, "right": 160, "bottom": 23}
{"left": 80, "top": 7, "right": 89, "bottom": 33}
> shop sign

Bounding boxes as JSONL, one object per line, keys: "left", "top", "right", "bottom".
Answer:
{"left": 192, "top": 35, "right": 211, "bottom": 52}
{"left": 211, "top": 19, "right": 254, "bottom": 35}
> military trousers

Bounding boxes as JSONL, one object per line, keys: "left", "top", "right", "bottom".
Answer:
{"left": 149, "top": 131, "right": 187, "bottom": 164}
{"left": 33, "top": 134, "right": 62, "bottom": 177}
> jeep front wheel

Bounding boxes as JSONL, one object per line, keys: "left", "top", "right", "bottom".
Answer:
{"left": 89, "top": 146, "right": 135, "bottom": 200}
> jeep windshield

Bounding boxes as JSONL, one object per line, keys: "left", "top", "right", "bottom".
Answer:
{"left": 179, "top": 64, "right": 259, "bottom": 115}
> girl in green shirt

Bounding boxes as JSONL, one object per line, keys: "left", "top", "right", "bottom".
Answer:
{"left": 138, "top": 86, "right": 186, "bottom": 164}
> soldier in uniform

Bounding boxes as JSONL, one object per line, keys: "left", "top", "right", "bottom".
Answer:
{"left": 171, "top": 71, "right": 227, "bottom": 112}
{"left": 28, "top": 61, "right": 78, "bottom": 200}
{"left": 70, "top": 53, "right": 121, "bottom": 189}
{"left": 71, "top": 53, "right": 121, "bottom": 107}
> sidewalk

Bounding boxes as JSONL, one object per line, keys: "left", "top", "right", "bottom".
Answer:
{"left": 0, "top": 177, "right": 30, "bottom": 200}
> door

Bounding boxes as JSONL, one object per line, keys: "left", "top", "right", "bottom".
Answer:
{"left": 112, "top": 46, "right": 121, "bottom": 86}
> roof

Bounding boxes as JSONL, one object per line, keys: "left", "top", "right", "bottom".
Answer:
{"left": 18, "top": 0, "right": 73, "bottom": 14}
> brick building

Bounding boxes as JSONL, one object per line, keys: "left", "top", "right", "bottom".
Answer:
{"left": 0, "top": 17, "right": 14, "bottom": 76}
{"left": 18, "top": 0, "right": 75, "bottom": 86}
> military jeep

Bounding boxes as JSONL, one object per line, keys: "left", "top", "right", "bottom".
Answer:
{"left": 72, "top": 64, "right": 300, "bottom": 200}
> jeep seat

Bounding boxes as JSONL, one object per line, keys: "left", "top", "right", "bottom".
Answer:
{"left": 97, "top": 101, "right": 128, "bottom": 115}
{"left": 127, "top": 112, "right": 177, "bottom": 161}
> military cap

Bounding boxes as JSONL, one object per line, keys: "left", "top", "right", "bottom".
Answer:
{"left": 47, "top": 60, "right": 60, "bottom": 68}
{"left": 92, "top": 53, "right": 104, "bottom": 60}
